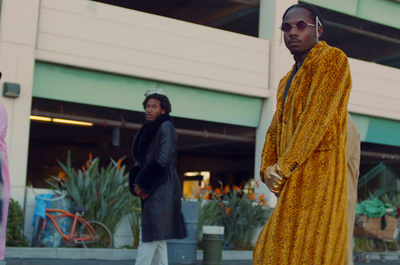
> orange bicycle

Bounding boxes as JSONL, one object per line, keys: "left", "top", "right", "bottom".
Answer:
{"left": 31, "top": 187, "right": 113, "bottom": 248}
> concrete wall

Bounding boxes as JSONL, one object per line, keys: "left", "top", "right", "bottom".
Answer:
{"left": 1, "top": 0, "right": 400, "bottom": 242}
{"left": 0, "top": 0, "right": 39, "bottom": 206}
{"left": 349, "top": 58, "right": 400, "bottom": 121}
{"left": 255, "top": 0, "right": 298, "bottom": 207}
{"left": 36, "top": 0, "right": 270, "bottom": 98}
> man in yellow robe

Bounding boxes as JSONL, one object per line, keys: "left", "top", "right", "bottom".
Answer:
{"left": 254, "top": 3, "right": 352, "bottom": 264}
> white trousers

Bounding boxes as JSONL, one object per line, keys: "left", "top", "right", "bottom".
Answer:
{"left": 135, "top": 236, "right": 168, "bottom": 265}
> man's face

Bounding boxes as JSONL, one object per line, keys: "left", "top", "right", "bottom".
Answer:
{"left": 283, "top": 7, "right": 320, "bottom": 56}
{"left": 145, "top": 98, "right": 166, "bottom": 121}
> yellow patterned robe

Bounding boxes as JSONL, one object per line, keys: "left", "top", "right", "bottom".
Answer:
{"left": 254, "top": 41, "right": 352, "bottom": 265}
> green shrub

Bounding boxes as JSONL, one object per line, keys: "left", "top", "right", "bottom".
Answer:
{"left": 6, "top": 198, "right": 29, "bottom": 247}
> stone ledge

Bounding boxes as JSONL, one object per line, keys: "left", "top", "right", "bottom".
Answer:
{"left": 5, "top": 247, "right": 253, "bottom": 261}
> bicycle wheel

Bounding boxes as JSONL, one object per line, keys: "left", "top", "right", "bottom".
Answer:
{"left": 79, "top": 221, "right": 113, "bottom": 248}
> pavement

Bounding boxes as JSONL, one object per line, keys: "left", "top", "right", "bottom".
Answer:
{"left": 3, "top": 258, "right": 400, "bottom": 264}
{"left": 4, "top": 248, "right": 400, "bottom": 265}
{"left": 4, "top": 260, "right": 253, "bottom": 265}
{"left": 4, "top": 248, "right": 253, "bottom": 265}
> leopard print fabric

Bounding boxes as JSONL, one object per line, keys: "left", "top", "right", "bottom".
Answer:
{"left": 254, "top": 41, "right": 352, "bottom": 265}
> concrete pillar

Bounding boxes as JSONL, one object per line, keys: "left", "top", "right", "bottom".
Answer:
{"left": 255, "top": 0, "right": 297, "bottom": 207}
{"left": 0, "top": 0, "right": 40, "bottom": 206}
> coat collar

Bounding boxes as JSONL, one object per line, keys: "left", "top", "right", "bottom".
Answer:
{"left": 277, "top": 41, "right": 329, "bottom": 112}
{"left": 132, "top": 114, "right": 172, "bottom": 161}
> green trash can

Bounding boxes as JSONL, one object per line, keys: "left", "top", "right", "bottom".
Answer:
{"left": 202, "top": 226, "right": 224, "bottom": 265}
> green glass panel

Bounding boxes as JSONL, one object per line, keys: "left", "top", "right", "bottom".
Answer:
{"left": 301, "top": 0, "right": 359, "bottom": 16}
{"left": 351, "top": 113, "right": 400, "bottom": 147}
{"left": 366, "top": 116, "right": 400, "bottom": 147}
{"left": 33, "top": 62, "right": 262, "bottom": 127}
{"left": 302, "top": 0, "right": 400, "bottom": 30}
{"left": 357, "top": 0, "right": 400, "bottom": 29}
{"left": 349, "top": 113, "right": 369, "bottom": 142}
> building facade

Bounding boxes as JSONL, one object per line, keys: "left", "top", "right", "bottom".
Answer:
{"left": 1, "top": 0, "right": 400, "bottom": 244}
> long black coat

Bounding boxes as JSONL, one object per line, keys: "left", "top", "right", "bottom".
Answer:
{"left": 130, "top": 114, "right": 187, "bottom": 242}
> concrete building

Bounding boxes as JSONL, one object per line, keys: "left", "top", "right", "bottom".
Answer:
{"left": 1, "top": 0, "right": 400, "bottom": 245}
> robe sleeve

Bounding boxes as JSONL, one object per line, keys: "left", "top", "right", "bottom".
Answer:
{"left": 156, "top": 122, "right": 176, "bottom": 168}
{"left": 277, "top": 48, "right": 351, "bottom": 178}
{"left": 135, "top": 122, "right": 176, "bottom": 194}
{"left": 260, "top": 111, "right": 279, "bottom": 177}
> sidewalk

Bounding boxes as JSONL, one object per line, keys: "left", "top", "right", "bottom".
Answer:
{"left": 5, "top": 259, "right": 252, "bottom": 265}
{"left": 4, "top": 247, "right": 400, "bottom": 264}
{"left": 4, "top": 257, "right": 400, "bottom": 265}
{"left": 4, "top": 247, "right": 253, "bottom": 264}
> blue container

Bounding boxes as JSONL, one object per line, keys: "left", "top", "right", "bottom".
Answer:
{"left": 167, "top": 200, "right": 200, "bottom": 265}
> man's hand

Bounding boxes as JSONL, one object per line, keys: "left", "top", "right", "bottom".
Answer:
{"left": 262, "top": 164, "right": 287, "bottom": 196}
{"left": 134, "top": 184, "right": 150, "bottom": 199}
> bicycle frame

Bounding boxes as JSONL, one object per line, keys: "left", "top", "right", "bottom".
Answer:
{"left": 41, "top": 209, "right": 99, "bottom": 244}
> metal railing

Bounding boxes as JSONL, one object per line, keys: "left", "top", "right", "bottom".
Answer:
{"left": 358, "top": 162, "right": 387, "bottom": 189}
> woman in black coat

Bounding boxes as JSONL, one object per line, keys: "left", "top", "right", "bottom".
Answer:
{"left": 130, "top": 89, "right": 186, "bottom": 264}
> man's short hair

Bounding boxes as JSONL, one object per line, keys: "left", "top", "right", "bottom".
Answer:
{"left": 142, "top": 91, "right": 172, "bottom": 114}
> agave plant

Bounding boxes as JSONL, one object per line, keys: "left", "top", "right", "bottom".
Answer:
{"left": 46, "top": 151, "right": 136, "bottom": 234}
{"left": 127, "top": 197, "right": 142, "bottom": 248}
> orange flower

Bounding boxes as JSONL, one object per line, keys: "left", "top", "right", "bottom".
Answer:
{"left": 215, "top": 188, "right": 221, "bottom": 195}
{"left": 261, "top": 200, "right": 268, "bottom": 206}
{"left": 256, "top": 181, "right": 260, "bottom": 187}
{"left": 234, "top": 186, "right": 240, "bottom": 192}
{"left": 223, "top": 185, "right": 230, "bottom": 194}
{"left": 57, "top": 172, "right": 66, "bottom": 182}
{"left": 225, "top": 207, "right": 231, "bottom": 214}
{"left": 258, "top": 194, "right": 265, "bottom": 201}
{"left": 81, "top": 166, "right": 86, "bottom": 172}
{"left": 116, "top": 158, "right": 124, "bottom": 170}
{"left": 249, "top": 194, "right": 255, "bottom": 200}
{"left": 206, "top": 185, "right": 212, "bottom": 191}
{"left": 85, "top": 153, "right": 93, "bottom": 168}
